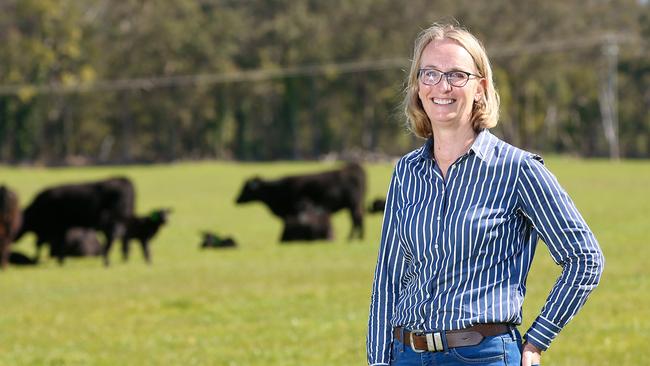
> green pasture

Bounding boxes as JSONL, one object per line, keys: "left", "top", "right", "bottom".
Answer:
{"left": 0, "top": 159, "right": 648, "bottom": 365}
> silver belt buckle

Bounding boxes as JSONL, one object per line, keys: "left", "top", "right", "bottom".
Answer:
{"left": 409, "top": 329, "right": 426, "bottom": 353}
{"left": 410, "top": 330, "right": 444, "bottom": 352}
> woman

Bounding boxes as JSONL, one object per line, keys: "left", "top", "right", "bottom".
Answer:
{"left": 367, "top": 22, "right": 604, "bottom": 366}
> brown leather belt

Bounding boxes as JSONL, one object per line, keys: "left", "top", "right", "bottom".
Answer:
{"left": 393, "top": 324, "right": 511, "bottom": 353}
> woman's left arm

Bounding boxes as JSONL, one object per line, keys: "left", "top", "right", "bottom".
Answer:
{"left": 515, "top": 154, "right": 605, "bottom": 352}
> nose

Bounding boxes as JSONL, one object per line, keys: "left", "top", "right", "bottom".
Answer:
{"left": 434, "top": 76, "right": 452, "bottom": 92}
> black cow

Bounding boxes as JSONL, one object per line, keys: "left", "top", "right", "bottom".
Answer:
{"left": 64, "top": 228, "right": 103, "bottom": 257}
{"left": 14, "top": 177, "right": 135, "bottom": 266}
{"left": 200, "top": 231, "right": 237, "bottom": 249}
{"left": 8, "top": 251, "right": 38, "bottom": 266}
{"left": 0, "top": 185, "right": 22, "bottom": 269}
{"left": 368, "top": 198, "right": 386, "bottom": 214}
{"left": 280, "top": 202, "right": 332, "bottom": 242}
{"left": 121, "top": 209, "right": 170, "bottom": 264}
{"left": 236, "top": 162, "right": 366, "bottom": 240}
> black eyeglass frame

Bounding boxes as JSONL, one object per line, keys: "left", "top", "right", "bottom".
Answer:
{"left": 418, "top": 68, "right": 482, "bottom": 87}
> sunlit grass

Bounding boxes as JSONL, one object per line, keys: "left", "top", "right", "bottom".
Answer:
{"left": 0, "top": 158, "right": 647, "bottom": 365}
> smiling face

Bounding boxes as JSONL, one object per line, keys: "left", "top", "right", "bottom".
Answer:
{"left": 417, "top": 38, "right": 486, "bottom": 132}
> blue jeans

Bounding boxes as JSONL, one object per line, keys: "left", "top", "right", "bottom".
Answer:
{"left": 391, "top": 328, "right": 523, "bottom": 365}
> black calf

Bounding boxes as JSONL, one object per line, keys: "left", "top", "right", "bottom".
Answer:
{"left": 122, "top": 209, "right": 171, "bottom": 263}
{"left": 280, "top": 202, "right": 332, "bottom": 242}
{"left": 200, "top": 231, "right": 237, "bottom": 249}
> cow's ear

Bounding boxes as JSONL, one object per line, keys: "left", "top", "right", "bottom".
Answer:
{"left": 249, "top": 177, "right": 262, "bottom": 189}
{"left": 150, "top": 211, "right": 160, "bottom": 222}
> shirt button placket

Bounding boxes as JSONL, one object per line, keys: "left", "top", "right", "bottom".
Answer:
{"left": 431, "top": 159, "right": 444, "bottom": 253}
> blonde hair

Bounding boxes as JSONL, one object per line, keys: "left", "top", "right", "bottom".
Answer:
{"left": 404, "top": 22, "right": 500, "bottom": 138}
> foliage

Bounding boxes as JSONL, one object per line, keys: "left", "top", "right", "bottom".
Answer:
{"left": 0, "top": 0, "right": 649, "bottom": 163}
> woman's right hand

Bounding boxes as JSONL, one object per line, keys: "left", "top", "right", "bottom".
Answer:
{"left": 521, "top": 342, "right": 541, "bottom": 366}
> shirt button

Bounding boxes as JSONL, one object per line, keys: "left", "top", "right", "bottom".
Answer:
{"left": 434, "top": 244, "right": 439, "bottom": 249}
{"left": 436, "top": 216, "right": 441, "bottom": 221}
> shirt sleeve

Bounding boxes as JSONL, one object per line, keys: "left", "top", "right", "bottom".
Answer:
{"left": 516, "top": 154, "right": 605, "bottom": 351}
{"left": 367, "top": 165, "right": 407, "bottom": 365}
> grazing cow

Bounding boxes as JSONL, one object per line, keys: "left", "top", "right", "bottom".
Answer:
{"left": 14, "top": 177, "right": 135, "bottom": 266}
{"left": 200, "top": 231, "right": 237, "bottom": 249}
{"left": 64, "top": 228, "right": 103, "bottom": 257}
{"left": 236, "top": 162, "right": 366, "bottom": 240}
{"left": 121, "top": 209, "right": 170, "bottom": 263}
{"left": 0, "top": 185, "right": 22, "bottom": 269}
{"left": 368, "top": 198, "right": 386, "bottom": 214}
{"left": 280, "top": 202, "right": 332, "bottom": 242}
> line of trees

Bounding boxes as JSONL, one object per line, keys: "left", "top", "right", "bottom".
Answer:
{"left": 1, "top": 0, "right": 649, "bottom": 164}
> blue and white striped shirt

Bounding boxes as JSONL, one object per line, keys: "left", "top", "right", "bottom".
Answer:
{"left": 367, "top": 130, "right": 604, "bottom": 365}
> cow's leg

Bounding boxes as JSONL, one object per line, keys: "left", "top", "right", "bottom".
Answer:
{"left": 121, "top": 238, "right": 130, "bottom": 261}
{"left": 0, "top": 238, "right": 9, "bottom": 270}
{"left": 34, "top": 238, "right": 44, "bottom": 262}
{"left": 103, "top": 232, "right": 115, "bottom": 267}
{"left": 348, "top": 209, "right": 364, "bottom": 240}
{"left": 326, "top": 221, "right": 334, "bottom": 241}
{"left": 280, "top": 218, "right": 290, "bottom": 242}
{"left": 140, "top": 240, "right": 151, "bottom": 264}
{"left": 356, "top": 214, "right": 364, "bottom": 240}
{"left": 52, "top": 234, "right": 66, "bottom": 265}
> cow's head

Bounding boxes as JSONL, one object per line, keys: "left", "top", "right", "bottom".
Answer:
{"left": 235, "top": 177, "right": 263, "bottom": 204}
{"left": 149, "top": 208, "right": 172, "bottom": 224}
{"left": 200, "top": 231, "right": 218, "bottom": 248}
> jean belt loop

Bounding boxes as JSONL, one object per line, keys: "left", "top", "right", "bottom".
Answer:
{"left": 440, "top": 329, "right": 449, "bottom": 353}
{"left": 401, "top": 327, "right": 406, "bottom": 352}
{"left": 508, "top": 324, "right": 517, "bottom": 341}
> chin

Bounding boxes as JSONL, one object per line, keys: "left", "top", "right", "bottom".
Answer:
{"left": 429, "top": 114, "right": 458, "bottom": 125}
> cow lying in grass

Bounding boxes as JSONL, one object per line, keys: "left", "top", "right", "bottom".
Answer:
{"left": 64, "top": 228, "right": 103, "bottom": 257}
{"left": 9, "top": 251, "right": 38, "bottom": 266}
{"left": 280, "top": 201, "right": 332, "bottom": 242}
{"left": 200, "top": 231, "right": 237, "bottom": 249}
{"left": 367, "top": 198, "right": 386, "bottom": 214}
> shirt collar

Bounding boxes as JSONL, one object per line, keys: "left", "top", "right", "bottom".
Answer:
{"left": 418, "top": 129, "right": 497, "bottom": 162}
{"left": 418, "top": 138, "right": 434, "bottom": 160}
{"left": 469, "top": 129, "right": 497, "bottom": 162}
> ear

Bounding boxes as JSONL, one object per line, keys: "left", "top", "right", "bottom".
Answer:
{"left": 149, "top": 211, "right": 160, "bottom": 222}
{"left": 249, "top": 177, "right": 262, "bottom": 189}
{"left": 475, "top": 77, "right": 487, "bottom": 102}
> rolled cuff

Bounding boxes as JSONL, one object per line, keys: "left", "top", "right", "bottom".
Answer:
{"left": 524, "top": 315, "right": 562, "bottom": 351}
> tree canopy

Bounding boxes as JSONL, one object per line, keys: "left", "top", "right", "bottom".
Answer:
{"left": 1, "top": 0, "right": 648, "bottom": 164}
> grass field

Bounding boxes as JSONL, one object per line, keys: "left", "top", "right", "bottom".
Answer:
{"left": 0, "top": 158, "right": 648, "bottom": 365}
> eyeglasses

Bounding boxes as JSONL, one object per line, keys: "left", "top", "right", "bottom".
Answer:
{"left": 418, "top": 68, "right": 481, "bottom": 87}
